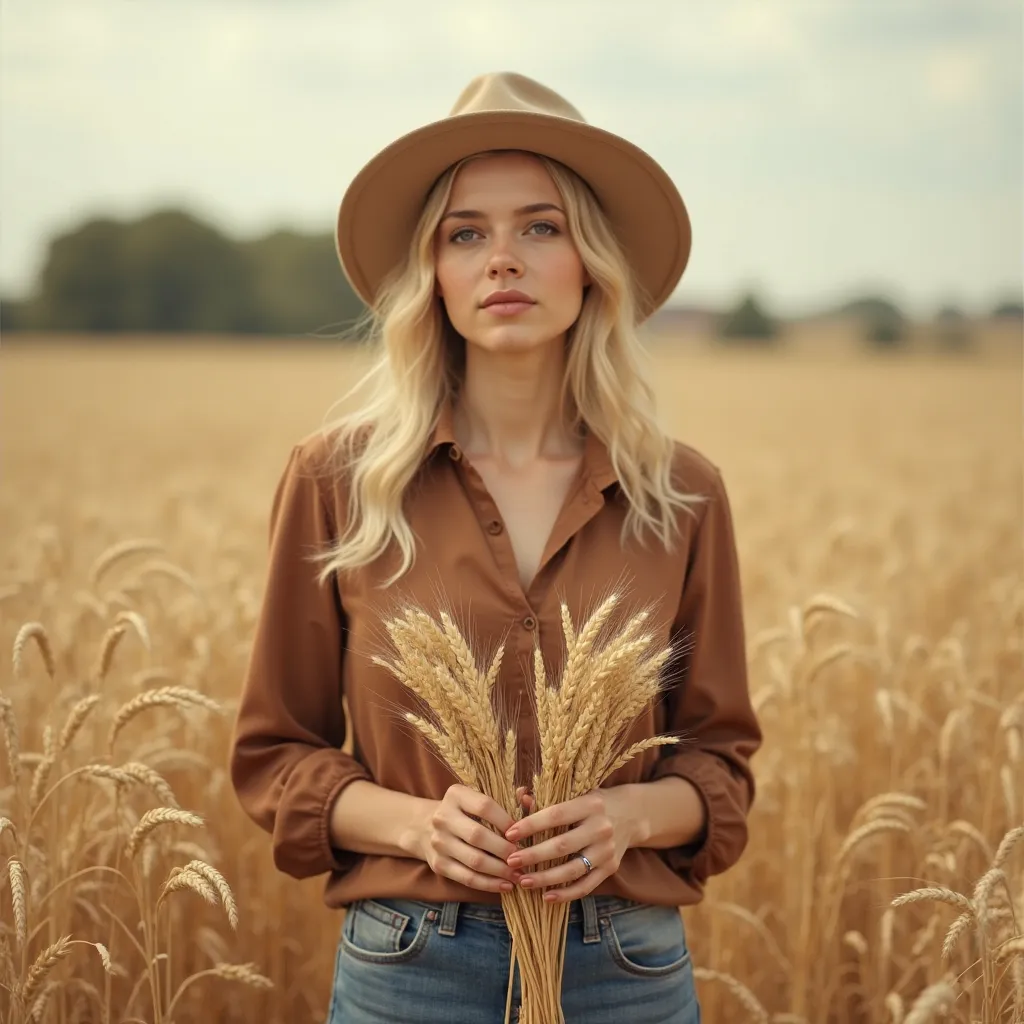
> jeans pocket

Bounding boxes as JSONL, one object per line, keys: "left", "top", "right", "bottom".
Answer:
{"left": 604, "top": 905, "right": 692, "bottom": 978}
{"left": 340, "top": 899, "right": 432, "bottom": 965}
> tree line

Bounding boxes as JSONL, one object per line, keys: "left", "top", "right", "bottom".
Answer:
{"left": 1, "top": 207, "right": 1020, "bottom": 341}
{"left": 0, "top": 209, "right": 365, "bottom": 336}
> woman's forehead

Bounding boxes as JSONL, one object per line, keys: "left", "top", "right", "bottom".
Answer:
{"left": 446, "top": 152, "right": 559, "bottom": 208}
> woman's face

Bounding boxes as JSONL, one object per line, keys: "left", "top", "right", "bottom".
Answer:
{"left": 434, "top": 151, "right": 589, "bottom": 355}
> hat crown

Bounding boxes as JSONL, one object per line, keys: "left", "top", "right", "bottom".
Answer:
{"left": 449, "top": 72, "right": 586, "bottom": 123}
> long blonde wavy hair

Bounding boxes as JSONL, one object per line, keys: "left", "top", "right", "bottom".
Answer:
{"left": 313, "top": 150, "right": 706, "bottom": 588}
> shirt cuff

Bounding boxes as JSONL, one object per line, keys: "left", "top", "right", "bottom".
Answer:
{"left": 650, "top": 750, "right": 725, "bottom": 885}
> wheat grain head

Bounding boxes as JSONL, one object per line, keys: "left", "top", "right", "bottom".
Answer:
{"left": 108, "top": 686, "right": 222, "bottom": 750}
{"left": 7, "top": 857, "right": 27, "bottom": 947}
{"left": 12, "top": 623, "right": 56, "bottom": 680}
{"left": 127, "top": 808, "right": 204, "bottom": 858}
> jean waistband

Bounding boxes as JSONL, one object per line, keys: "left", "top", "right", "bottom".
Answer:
{"left": 373, "top": 894, "right": 645, "bottom": 927}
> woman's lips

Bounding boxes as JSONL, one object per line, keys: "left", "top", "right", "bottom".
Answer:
{"left": 484, "top": 301, "right": 535, "bottom": 316}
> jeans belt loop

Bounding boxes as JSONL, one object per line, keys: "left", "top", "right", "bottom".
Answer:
{"left": 438, "top": 900, "right": 460, "bottom": 937}
{"left": 581, "top": 895, "right": 601, "bottom": 944}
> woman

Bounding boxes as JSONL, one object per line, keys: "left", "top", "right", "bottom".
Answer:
{"left": 230, "top": 72, "right": 761, "bottom": 1024}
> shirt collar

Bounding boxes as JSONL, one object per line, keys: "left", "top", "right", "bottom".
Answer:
{"left": 425, "top": 395, "right": 619, "bottom": 492}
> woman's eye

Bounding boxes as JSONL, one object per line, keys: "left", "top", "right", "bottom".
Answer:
{"left": 530, "top": 221, "right": 559, "bottom": 236}
{"left": 450, "top": 227, "right": 478, "bottom": 243}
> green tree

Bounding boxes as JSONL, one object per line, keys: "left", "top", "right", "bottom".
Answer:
{"left": 37, "top": 217, "right": 128, "bottom": 330}
{"left": 717, "top": 291, "right": 778, "bottom": 343}
{"left": 242, "top": 230, "right": 364, "bottom": 335}
{"left": 933, "top": 304, "right": 972, "bottom": 352}
{"left": 838, "top": 295, "right": 907, "bottom": 349}
{"left": 991, "top": 298, "right": 1023, "bottom": 320}
{"left": 118, "top": 210, "right": 255, "bottom": 332}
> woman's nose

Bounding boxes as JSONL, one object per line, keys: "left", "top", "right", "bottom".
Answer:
{"left": 486, "top": 245, "right": 523, "bottom": 278}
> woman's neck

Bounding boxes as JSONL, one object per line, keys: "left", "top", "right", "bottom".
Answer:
{"left": 453, "top": 337, "right": 582, "bottom": 468}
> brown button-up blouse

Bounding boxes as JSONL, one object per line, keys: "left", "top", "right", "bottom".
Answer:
{"left": 229, "top": 401, "right": 761, "bottom": 910}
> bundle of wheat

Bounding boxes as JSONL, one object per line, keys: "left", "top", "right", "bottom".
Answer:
{"left": 373, "top": 591, "right": 680, "bottom": 1024}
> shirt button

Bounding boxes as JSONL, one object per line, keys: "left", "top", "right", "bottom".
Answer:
{"left": 449, "top": 445, "right": 462, "bottom": 461}
{"left": 523, "top": 616, "right": 536, "bottom": 631}
{"left": 487, "top": 519, "right": 503, "bottom": 535}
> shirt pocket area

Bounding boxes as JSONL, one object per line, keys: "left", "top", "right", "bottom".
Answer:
{"left": 604, "top": 904, "right": 692, "bottom": 977}
{"left": 341, "top": 898, "right": 432, "bottom": 965}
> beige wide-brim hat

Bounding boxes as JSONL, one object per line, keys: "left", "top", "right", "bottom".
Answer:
{"left": 336, "top": 72, "right": 691, "bottom": 323}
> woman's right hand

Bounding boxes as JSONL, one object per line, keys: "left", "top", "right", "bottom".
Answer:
{"left": 418, "top": 784, "right": 524, "bottom": 893}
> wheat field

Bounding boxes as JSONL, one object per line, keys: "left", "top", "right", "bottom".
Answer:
{"left": 0, "top": 331, "right": 1021, "bottom": 1023}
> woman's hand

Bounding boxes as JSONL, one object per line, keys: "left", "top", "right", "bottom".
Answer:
{"left": 503, "top": 787, "right": 638, "bottom": 903}
{"left": 416, "top": 784, "right": 524, "bottom": 894}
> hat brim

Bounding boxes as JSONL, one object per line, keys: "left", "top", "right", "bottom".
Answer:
{"left": 336, "top": 110, "right": 691, "bottom": 322}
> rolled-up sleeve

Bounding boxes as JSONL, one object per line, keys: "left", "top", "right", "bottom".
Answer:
{"left": 229, "top": 443, "right": 371, "bottom": 880}
{"left": 651, "top": 465, "right": 761, "bottom": 888}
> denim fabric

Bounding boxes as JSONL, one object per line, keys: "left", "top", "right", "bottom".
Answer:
{"left": 326, "top": 894, "right": 701, "bottom": 1023}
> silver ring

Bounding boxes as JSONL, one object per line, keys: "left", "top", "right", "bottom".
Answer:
{"left": 577, "top": 853, "right": 594, "bottom": 874}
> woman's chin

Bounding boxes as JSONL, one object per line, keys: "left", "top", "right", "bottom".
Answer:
{"left": 464, "top": 326, "right": 566, "bottom": 356}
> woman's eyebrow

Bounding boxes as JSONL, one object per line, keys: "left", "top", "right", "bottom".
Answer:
{"left": 440, "top": 202, "right": 565, "bottom": 223}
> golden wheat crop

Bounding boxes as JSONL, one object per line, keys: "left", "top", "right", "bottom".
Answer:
{"left": 0, "top": 335, "right": 1020, "bottom": 1022}
{"left": 375, "top": 594, "right": 679, "bottom": 1024}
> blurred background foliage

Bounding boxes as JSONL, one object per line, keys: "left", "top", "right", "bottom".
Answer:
{"left": 0, "top": 209, "right": 364, "bottom": 337}
{"left": 0, "top": 207, "right": 1020, "bottom": 346}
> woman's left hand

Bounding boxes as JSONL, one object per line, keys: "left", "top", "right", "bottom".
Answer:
{"left": 503, "top": 787, "right": 636, "bottom": 902}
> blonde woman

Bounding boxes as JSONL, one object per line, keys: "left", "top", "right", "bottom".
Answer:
{"left": 230, "top": 72, "right": 761, "bottom": 1024}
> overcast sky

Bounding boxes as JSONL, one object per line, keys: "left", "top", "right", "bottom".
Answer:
{"left": 1, "top": 0, "right": 1020, "bottom": 317}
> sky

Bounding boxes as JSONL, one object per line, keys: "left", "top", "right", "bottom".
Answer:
{"left": 0, "top": 0, "right": 1020, "bottom": 318}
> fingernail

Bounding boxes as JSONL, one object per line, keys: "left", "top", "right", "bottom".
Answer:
{"left": 500, "top": 882, "right": 513, "bottom": 892}
{"left": 520, "top": 877, "right": 534, "bottom": 888}
{"left": 506, "top": 830, "right": 520, "bottom": 842}
{"left": 544, "top": 893, "right": 557, "bottom": 902}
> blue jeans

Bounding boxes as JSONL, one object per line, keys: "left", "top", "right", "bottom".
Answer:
{"left": 326, "top": 894, "right": 701, "bottom": 1023}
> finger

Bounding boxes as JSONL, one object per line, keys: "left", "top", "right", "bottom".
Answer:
{"left": 454, "top": 787, "right": 516, "bottom": 835}
{"left": 505, "top": 795, "right": 592, "bottom": 843}
{"left": 542, "top": 868, "right": 605, "bottom": 903}
{"left": 436, "top": 834, "right": 521, "bottom": 883}
{"left": 435, "top": 855, "right": 517, "bottom": 894}
{"left": 518, "top": 851, "right": 594, "bottom": 891}
{"left": 508, "top": 821, "right": 601, "bottom": 871}
{"left": 448, "top": 809, "right": 519, "bottom": 862}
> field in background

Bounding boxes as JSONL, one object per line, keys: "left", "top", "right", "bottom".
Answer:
{"left": 0, "top": 333, "right": 1021, "bottom": 1022}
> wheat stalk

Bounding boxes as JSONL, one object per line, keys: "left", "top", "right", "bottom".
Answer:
{"left": 210, "top": 961, "right": 273, "bottom": 987}
{"left": 179, "top": 860, "right": 239, "bottom": 929}
{"left": 127, "top": 808, "right": 204, "bottom": 858}
{"left": 160, "top": 867, "right": 218, "bottom": 905}
{"left": 993, "top": 825, "right": 1024, "bottom": 869}
{"left": 19, "top": 935, "right": 73, "bottom": 1009}
{"left": 903, "top": 978, "right": 957, "bottom": 1024}
{"left": 108, "top": 686, "right": 222, "bottom": 750}
{"left": 12, "top": 622, "right": 56, "bottom": 680}
{"left": 92, "top": 623, "right": 130, "bottom": 683}
{"left": 89, "top": 538, "right": 164, "bottom": 587}
{"left": 379, "top": 595, "right": 677, "bottom": 1024}
{"left": 0, "top": 694, "right": 21, "bottom": 787}
{"left": 692, "top": 967, "right": 770, "bottom": 1023}
{"left": 942, "top": 911, "right": 974, "bottom": 961}
{"left": 57, "top": 694, "right": 102, "bottom": 752}
{"left": 8, "top": 857, "right": 27, "bottom": 947}
{"left": 891, "top": 887, "right": 973, "bottom": 912}
{"left": 118, "top": 761, "right": 179, "bottom": 807}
